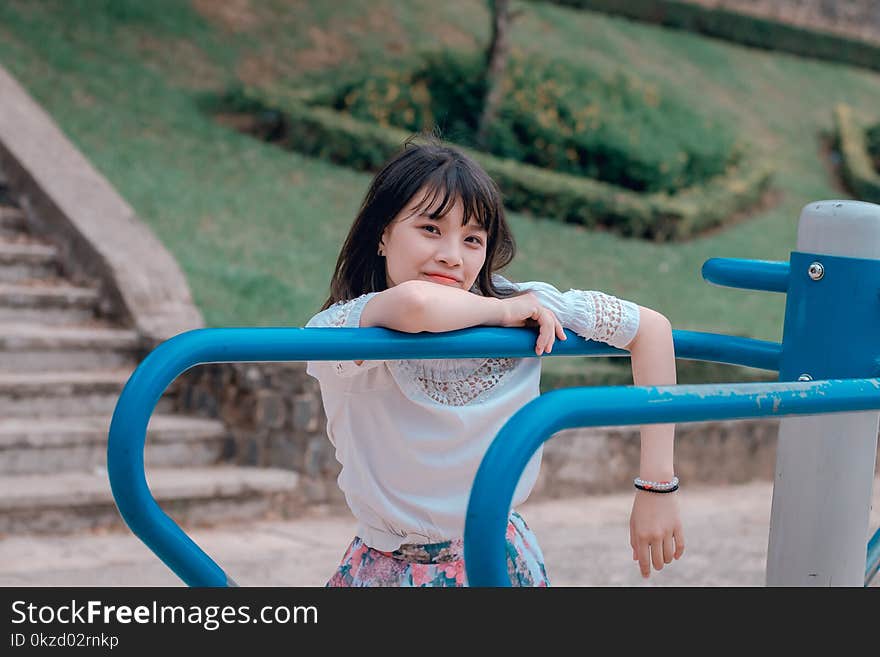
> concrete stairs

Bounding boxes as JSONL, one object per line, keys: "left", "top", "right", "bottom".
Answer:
{"left": 0, "top": 282, "right": 103, "bottom": 323}
{"left": 0, "top": 178, "right": 302, "bottom": 536}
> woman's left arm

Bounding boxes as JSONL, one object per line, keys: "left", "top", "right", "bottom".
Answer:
{"left": 623, "top": 307, "right": 676, "bottom": 481}
{"left": 624, "top": 307, "right": 685, "bottom": 578}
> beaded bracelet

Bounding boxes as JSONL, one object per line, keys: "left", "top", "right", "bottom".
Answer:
{"left": 633, "top": 475, "right": 679, "bottom": 493}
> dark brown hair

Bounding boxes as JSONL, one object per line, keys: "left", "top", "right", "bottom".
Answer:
{"left": 319, "top": 136, "right": 519, "bottom": 311}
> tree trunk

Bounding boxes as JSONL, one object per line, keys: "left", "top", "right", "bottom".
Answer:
{"left": 475, "top": 0, "right": 512, "bottom": 151}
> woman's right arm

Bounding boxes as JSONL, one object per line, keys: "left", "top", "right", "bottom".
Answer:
{"left": 360, "top": 280, "right": 565, "bottom": 355}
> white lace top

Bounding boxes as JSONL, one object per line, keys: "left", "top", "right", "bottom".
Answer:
{"left": 305, "top": 274, "right": 641, "bottom": 551}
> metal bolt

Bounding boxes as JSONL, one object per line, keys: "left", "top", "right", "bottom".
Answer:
{"left": 798, "top": 374, "right": 813, "bottom": 381}
{"left": 808, "top": 262, "right": 824, "bottom": 281}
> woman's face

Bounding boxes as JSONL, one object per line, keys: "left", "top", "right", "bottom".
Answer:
{"left": 379, "top": 187, "right": 488, "bottom": 291}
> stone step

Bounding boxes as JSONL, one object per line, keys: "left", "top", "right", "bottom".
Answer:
{"left": 0, "top": 465, "right": 304, "bottom": 535}
{"left": 0, "top": 323, "right": 139, "bottom": 372}
{"left": 0, "top": 282, "right": 99, "bottom": 323}
{"left": 0, "top": 206, "right": 26, "bottom": 238}
{"left": 0, "top": 369, "right": 176, "bottom": 418}
{"left": 0, "top": 414, "right": 229, "bottom": 475}
{"left": 0, "top": 240, "right": 59, "bottom": 282}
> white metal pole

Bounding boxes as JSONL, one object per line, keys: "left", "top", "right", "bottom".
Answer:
{"left": 766, "top": 200, "right": 880, "bottom": 586}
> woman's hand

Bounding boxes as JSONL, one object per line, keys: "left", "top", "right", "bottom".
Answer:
{"left": 499, "top": 292, "right": 567, "bottom": 356}
{"left": 629, "top": 490, "right": 685, "bottom": 578}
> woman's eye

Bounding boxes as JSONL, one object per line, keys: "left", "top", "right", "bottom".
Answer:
{"left": 421, "top": 225, "right": 439, "bottom": 234}
{"left": 467, "top": 237, "right": 484, "bottom": 246}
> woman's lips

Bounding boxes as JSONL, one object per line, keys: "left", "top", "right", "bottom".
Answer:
{"left": 425, "top": 273, "right": 460, "bottom": 285}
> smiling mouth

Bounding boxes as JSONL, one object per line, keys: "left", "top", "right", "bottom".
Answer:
{"left": 424, "top": 273, "right": 460, "bottom": 285}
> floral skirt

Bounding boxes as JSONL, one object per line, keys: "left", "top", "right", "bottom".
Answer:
{"left": 326, "top": 510, "right": 549, "bottom": 587}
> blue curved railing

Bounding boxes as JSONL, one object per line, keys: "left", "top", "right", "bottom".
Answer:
{"left": 462, "top": 377, "right": 880, "bottom": 586}
{"left": 108, "top": 325, "right": 778, "bottom": 587}
{"left": 107, "top": 256, "right": 880, "bottom": 587}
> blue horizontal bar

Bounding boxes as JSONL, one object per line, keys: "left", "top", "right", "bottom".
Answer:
{"left": 702, "top": 258, "right": 790, "bottom": 292}
{"left": 463, "top": 377, "right": 880, "bottom": 586}
{"left": 673, "top": 330, "right": 780, "bottom": 372}
{"left": 140, "top": 326, "right": 779, "bottom": 369}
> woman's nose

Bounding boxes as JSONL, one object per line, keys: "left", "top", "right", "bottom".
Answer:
{"left": 436, "top": 247, "right": 463, "bottom": 266}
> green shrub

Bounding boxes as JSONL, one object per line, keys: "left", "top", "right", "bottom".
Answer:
{"left": 867, "top": 123, "right": 880, "bottom": 171}
{"left": 833, "top": 105, "right": 880, "bottom": 203}
{"left": 330, "top": 51, "right": 740, "bottom": 194}
{"left": 211, "top": 86, "right": 772, "bottom": 241}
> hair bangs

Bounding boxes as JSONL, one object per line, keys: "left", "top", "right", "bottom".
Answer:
{"left": 413, "top": 162, "right": 497, "bottom": 233}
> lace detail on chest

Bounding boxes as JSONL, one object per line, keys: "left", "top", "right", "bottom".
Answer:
{"left": 389, "top": 357, "right": 520, "bottom": 407}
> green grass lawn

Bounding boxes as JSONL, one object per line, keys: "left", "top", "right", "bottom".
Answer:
{"left": 1, "top": 0, "right": 878, "bottom": 387}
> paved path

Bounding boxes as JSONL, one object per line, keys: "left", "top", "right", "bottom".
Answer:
{"left": 1, "top": 479, "right": 877, "bottom": 587}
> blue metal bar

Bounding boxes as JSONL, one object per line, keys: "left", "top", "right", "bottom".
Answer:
{"left": 702, "top": 258, "right": 790, "bottom": 292}
{"left": 867, "top": 528, "right": 880, "bottom": 586}
{"left": 463, "top": 377, "right": 880, "bottom": 587}
{"left": 672, "top": 330, "right": 780, "bottom": 372}
{"left": 108, "top": 326, "right": 781, "bottom": 586}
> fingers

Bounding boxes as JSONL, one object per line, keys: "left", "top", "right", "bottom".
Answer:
{"left": 535, "top": 311, "right": 563, "bottom": 356}
{"left": 662, "top": 534, "right": 675, "bottom": 565}
{"left": 674, "top": 526, "right": 685, "bottom": 559}
{"left": 638, "top": 543, "right": 651, "bottom": 579}
{"left": 535, "top": 311, "right": 553, "bottom": 355}
{"left": 535, "top": 332, "right": 550, "bottom": 355}
{"left": 530, "top": 307, "right": 543, "bottom": 356}
{"left": 556, "top": 318, "right": 567, "bottom": 341}
{"left": 634, "top": 532, "right": 681, "bottom": 578}
{"left": 651, "top": 538, "right": 665, "bottom": 572}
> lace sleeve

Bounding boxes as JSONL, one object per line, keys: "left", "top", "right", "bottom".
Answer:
{"left": 305, "top": 292, "right": 383, "bottom": 379}
{"left": 577, "top": 290, "right": 641, "bottom": 349}
{"left": 494, "top": 275, "right": 641, "bottom": 349}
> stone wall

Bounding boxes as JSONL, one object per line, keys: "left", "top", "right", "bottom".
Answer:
{"left": 532, "top": 417, "right": 782, "bottom": 498}
{"left": 175, "top": 362, "right": 833, "bottom": 507}
{"left": 175, "top": 362, "right": 344, "bottom": 506}
{"left": 691, "top": 0, "right": 880, "bottom": 45}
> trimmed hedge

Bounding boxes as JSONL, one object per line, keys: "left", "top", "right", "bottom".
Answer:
{"left": 542, "top": 0, "right": 880, "bottom": 73}
{"left": 220, "top": 86, "right": 773, "bottom": 242}
{"left": 833, "top": 104, "right": 880, "bottom": 203}
{"left": 330, "top": 51, "right": 740, "bottom": 194}
{"left": 867, "top": 123, "right": 880, "bottom": 169}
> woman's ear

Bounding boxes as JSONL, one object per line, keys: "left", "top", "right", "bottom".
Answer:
{"left": 378, "top": 224, "right": 391, "bottom": 255}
